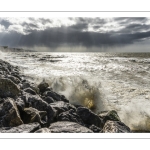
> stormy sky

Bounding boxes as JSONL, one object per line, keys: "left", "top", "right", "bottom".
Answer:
{"left": 0, "top": 17, "right": 150, "bottom": 52}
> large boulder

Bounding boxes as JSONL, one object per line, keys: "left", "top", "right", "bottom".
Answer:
{"left": 57, "top": 109, "right": 84, "bottom": 125}
{"left": 34, "top": 128, "right": 51, "bottom": 133}
{"left": 50, "top": 101, "right": 76, "bottom": 116}
{"left": 38, "top": 80, "right": 49, "bottom": 94}
{"left": 0, "top": 122, "right": 41, "bottom": 133}
{"left": 21, "top": 92, "right": 55, "bottom": 124}
{"left": 99, "top": 110, "right": 121, "bottom": 123}
{"left": 24, "top": 88, "right": 36, "bottom": 95}
{"left": 77, "top": 107, "right": 102, "bottom": 128}
{"left": 102, "top": 120, "right": 131, "bottom": 133}
{"left": 49, "top": 121, "right": 93, "bottom": 133}
{"left": 21, "top": 82, "right": 39, "bottom": 94}
{"left": 0, "top": 78, "right": 20, "bottom": 98}
{"left": 43, "top": 91, "right": 69, "bottom": 103}
{"left": 22, "top": 107, "right": 47, "bottom": 125}
{"left": 43, "top": 96, "right": 55, "bottom": 104}
{"left": 0, "top": 98, "right": 23, "bottom": 127}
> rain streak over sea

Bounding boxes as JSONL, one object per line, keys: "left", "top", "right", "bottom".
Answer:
{"left": 1, "top": 51, "right": 150, "bottom": 131}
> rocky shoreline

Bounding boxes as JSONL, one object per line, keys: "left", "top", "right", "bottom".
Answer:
{"left": 0, "top": 59, "right": 131, "bottom": 133}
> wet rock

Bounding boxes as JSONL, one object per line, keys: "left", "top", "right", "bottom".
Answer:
{"left": 88, "top": 125, "right": 102, "bottom": 133}
{"left": 77, "top": 107, "right": 102, "bottom": 128}
{"left": 50, "top": 101, "right": 76, "bottom": 116}
{"left": 0, "top": 122, "right": 41, "bottom": 133}
{"left": 24, "top": 88, "right": 36, "bottom": 95}
{"left": 0, "top": 98, "right": 23, "bottom": 127}
{"left": 6, "top": 75, "right": 20, "bottom": 84}
{"left": 10, "top": 72, "right": 21, "bottom": 80}
{"left": 57, "top": 109, "right": 84, "bottom": 125}
{"left": 44, "top": 96, "right": 55, "bottom": 104}
{"left": 21, "top": 82, "right": 39, "bottom": 94}
{"left": 22, "top": 107, "right": 47, "bottom": 126}
{"left": 43, "top": 91, "right": 69, "bottom": 103}
{"left": 49, "top": 121, "right": 93, "bottom": 133}
{"left": 99, "top": 110, "right": 121, "bottom": 123}
{"left": 34, "top": 128, "right": 51, "bottom": 133}
{"left": 38, "top": 80, "right": 49, "bottom": 93}
{"left": 102, "top": 120, "right": 131, "bottom": 133}
{"left": 0, "top": 78, "right": 20, "bottom": 98}
{"left": 21, "top": 92, "right": 55, "bottom": 124}
{"left": 15, "top": 97, "right": 25, "bottom": 112}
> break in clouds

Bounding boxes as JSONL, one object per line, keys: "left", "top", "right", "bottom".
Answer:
{"left": 0, "top": 17, "right": 150, "bottom": 52}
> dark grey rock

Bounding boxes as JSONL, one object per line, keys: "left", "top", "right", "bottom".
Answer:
{"left": 99, "top": 110, "right": 121, "bottom": 123}
{"left": 88, "top": 124, "right": 102, "bottom": 133}
{"left": 0, "top": 78, "right": 20, "bottom": 98}
{"left": 21, "top": 82, "right": 39, "bottom": 94}
{"left": 57, "top": 109, "right": 84, "bottom": 125}
{"left": 0, "top": 98, "right": 23, "bottom": 127}
{"left": 50, "top": 101, "right": 76, "bottom": 116}
{"left": 49, "top": 121, "right": 93, "bottom": 133}
{"left": 102, "top": 120, "right": 131, "bottom": 133}
{"left": 38, "top": 81, "right": 49, "bottom": 93}
{"left": 24, "top": 88, "right": 36, "bottom": 95}
{"left": 6, "top": 75, "right": 20, "bottom": 84}
{"left": 43, "top": 91, "right": 69, "bottom": 103}
{"left": 0, "top": 122, "right": 41, "bottom": 133}
{"left": 21, "top": 92, "right": 55, "bottom": 124}
{"left": 22, "top": 107, "right": 47, "bottom": 125}
{"left": 44, "top": 96, "right": 55, "bottom": 104}
{"left": 77, "top": 107, "right": 102, "bottom": 128}
{"left": 15, "top": 97, "right": 25, "bottom": 112}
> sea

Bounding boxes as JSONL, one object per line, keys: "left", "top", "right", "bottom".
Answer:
{"left": 0, "top": 51, "right": 150, "bottom": 132}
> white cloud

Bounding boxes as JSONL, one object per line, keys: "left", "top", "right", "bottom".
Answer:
{"left": 0, "top": 24, "right": 5, "bottom": 32}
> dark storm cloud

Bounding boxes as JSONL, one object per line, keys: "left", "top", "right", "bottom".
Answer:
{"left": 116, "top": 23, "right": 150, "bottom": 34}
{"left": 0, "top": 17, "right": 150, "bottom": 51}
{"left": 69, "top": 23, "right": 88, "bottom": 30}
{"left": 39, "top": 18, "right": 52, "bottom": 24}
{"left": 1, "top": 25, "right": 150, "bottom": 49}
{"left": 0, "top": 20, "right": 12, "bottom": 29}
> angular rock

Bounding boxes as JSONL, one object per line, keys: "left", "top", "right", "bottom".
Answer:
{"left": 50, "top": 101, "right": 76, "bottom": 116}
{"left": 0, "top": 98, "right": 23, "bottom": 127}
{"left": 0, "top": 78, "right": 20, "bottom": 98}
{"left": 21, "top": 92, "right": 55, "bottom": 124}
{"left": 22, "top": 107, "right": 47, "bottom": 125}
{"left": 49, "top": 121, "right": 93, "bottom": 133}
{"left": 99, "top": 110, "right": 121, "bottom": 123}
{"left": 44, "top": 96, "right": 55, "bottom": 104}
{"left": 21, "top": 82, "right": 39, "bottom": 94}
{"left": 34, "top": 128, "right": 51, "bottom": 133}
{"left": 10, "top": 72, "right": 21, "bottom": 81}
{"left": 38, "top": 81, "right": 49, "bottom": 94}
{"left": 43, "top": 91, "right": 69, "bottom": 103}
{"left": 88, "top": 124, "right": 102, "bottom": 133}
{"left": 77, "top": 107, "right": 102, "bottom": 128}
{"left": 102, "top": 120, "right": 131, "bottom": 133}
{"left": 0, "top": 122, "right": 41, "bottom": 133}
{"left": 15, "top": 97, "right": 25, "bottom": 112}
{"left": 24, "top": 88, "right": 36, "bottom": 95}
{"left": 6, "top": 75, "right": 20, "bottom": 84}
{"left": 57, "top": 109, "right": 84, "bottom": 125}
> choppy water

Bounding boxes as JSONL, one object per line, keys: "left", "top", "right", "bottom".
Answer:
{"left": 1, "top": 51, "right": 150, "bottom": 131}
